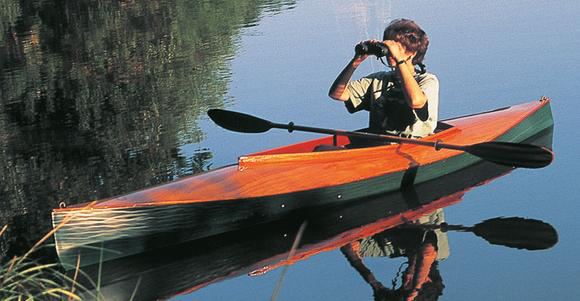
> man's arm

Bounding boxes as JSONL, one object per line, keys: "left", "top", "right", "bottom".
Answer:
{"left": 328, "top": 54, "right": 367, "bottom": 101}
{"left": 397, "top": 59, "right": 427, "bottom": 109}
{"left": 384, "top": 40, "right": 427, "bottom": 109}
{"left": 340, "top": 242, "right": 387, "bottom": 292}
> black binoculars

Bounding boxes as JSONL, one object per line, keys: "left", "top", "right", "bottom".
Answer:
{"left": 354, "top": 41, "right": 389, "bottom": 58}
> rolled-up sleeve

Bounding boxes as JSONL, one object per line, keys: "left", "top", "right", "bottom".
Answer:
{"left": 346, "top": 77, "right": 372, "bottom": 110}
{"left": 416, "top": 74, "right": 439, "bottom": 122}
{"left": 419, "top": 74, "right": 439, "bottom": 108}
{"left": 346, "top": 72, "right": 389, "bottom": 113}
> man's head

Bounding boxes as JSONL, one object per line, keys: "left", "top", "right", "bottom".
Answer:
{"left": 383, "top": 19, "right": 429, "bottom": 65}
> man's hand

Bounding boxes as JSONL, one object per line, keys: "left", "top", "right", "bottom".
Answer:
{"left": 384, "top": 40, "right": 408, "bottom": 62}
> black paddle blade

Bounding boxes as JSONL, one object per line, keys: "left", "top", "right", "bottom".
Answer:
{"left": 208, "top": 109, "right": 273, "bottom": 133}
{"left": 473, "top": 217, "right": 558, "bottom": 250}
{"left": 465, "top": 142, "right": 554, "bottom": 169}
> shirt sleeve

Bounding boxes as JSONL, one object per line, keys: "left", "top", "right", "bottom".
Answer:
{"left": 345, "top": 72, "right": 387, "bottom": 113}
{"left": 415, "top": 74, "right": 439, "bottom": 122}
{"left": 345, "top": 76, "right": 373, "bottom": 113}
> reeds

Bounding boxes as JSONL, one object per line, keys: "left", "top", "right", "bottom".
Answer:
{"left": 0, "top": 257, "right": 81, "bottom": 300}
{"left": 0, "top": 203, "right": 99, "bottom": 300}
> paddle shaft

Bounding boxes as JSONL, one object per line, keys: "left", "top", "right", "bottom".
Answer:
{"left": 271, "top": 122, "right": 464, "bottom": 151}
{"left": 401, "top": 217, "right": 558, "bottom": 250}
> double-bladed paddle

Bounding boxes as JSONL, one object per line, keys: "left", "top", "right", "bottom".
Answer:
{"left": 207, "top": 109, "right": 554, "bottom": 169}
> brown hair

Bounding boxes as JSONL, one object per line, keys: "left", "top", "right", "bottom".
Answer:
{"left": 383, "top": 19, "right": 429, "bottom": 65}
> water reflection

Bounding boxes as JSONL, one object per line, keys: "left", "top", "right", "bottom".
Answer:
{"left": 69, "top": 160, "right": 557, "bottom": 300}
{"left": 0, "top": 0, "right": 296, "bottom": 259}
{"left": 341, "top": 210, "right": 446, "bottom": 301}
{"left": 342, "top": 215, "right": 558, "bottom": 301}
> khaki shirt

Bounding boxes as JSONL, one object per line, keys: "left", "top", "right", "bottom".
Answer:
{"left": 346, "top": 71, "right": 439, "bottom": 138}
{"left": 358, "top": 209, "right": 450, "bottom": 261}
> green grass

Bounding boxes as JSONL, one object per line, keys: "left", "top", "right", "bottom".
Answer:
{"left": 2, "top": 200, "right": 145, "bottom": 300}
{"left": 0, "top": 224, "right": 96, "bottom": 300}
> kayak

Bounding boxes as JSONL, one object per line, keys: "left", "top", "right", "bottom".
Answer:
{"left": 52, "top": 98, "right": 554, "bottom": 267}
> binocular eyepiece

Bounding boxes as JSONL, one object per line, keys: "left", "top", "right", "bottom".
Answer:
{"left": 355, "top": 41, "right": 389, "bottom": 58}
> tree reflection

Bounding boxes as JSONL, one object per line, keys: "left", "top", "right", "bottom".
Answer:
{"left": 0, "top": 0, "right": 296, "bottom": 260}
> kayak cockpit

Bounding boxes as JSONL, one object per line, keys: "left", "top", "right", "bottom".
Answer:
{"left": 245, "top": 122, "right": 456, "bottom": 157}
{"left": 237, "top": 122, "right": 460, "bottom": 169}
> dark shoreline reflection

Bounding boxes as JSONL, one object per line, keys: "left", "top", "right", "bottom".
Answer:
{"left": 0, "top": 0, "right": 296, "bottom": 260}
{"left": 70, "top": 159, "right": 557, "bottom": 301}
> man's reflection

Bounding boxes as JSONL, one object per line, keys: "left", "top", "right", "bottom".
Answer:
{"left": 341, "top": 210, "right": 447, "bottom": 301}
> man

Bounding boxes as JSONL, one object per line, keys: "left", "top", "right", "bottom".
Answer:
{"left": 329, "top": 19, "right": 438, "bottom": 140}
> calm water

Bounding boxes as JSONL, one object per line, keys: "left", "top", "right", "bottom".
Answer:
{"left": 1, "top": 0, "right": 579, "bottom": 300}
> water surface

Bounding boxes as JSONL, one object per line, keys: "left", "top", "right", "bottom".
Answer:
{"left": 1, "top": 0, "right": 579, "bottom": 300}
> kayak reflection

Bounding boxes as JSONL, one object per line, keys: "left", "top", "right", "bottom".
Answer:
{"left": 70, "top": 157, "right": 554, "bottom": 301}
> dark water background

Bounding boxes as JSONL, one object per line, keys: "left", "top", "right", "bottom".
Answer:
{"left": 1, "top": 0, "right": 579, "bottom": 300}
